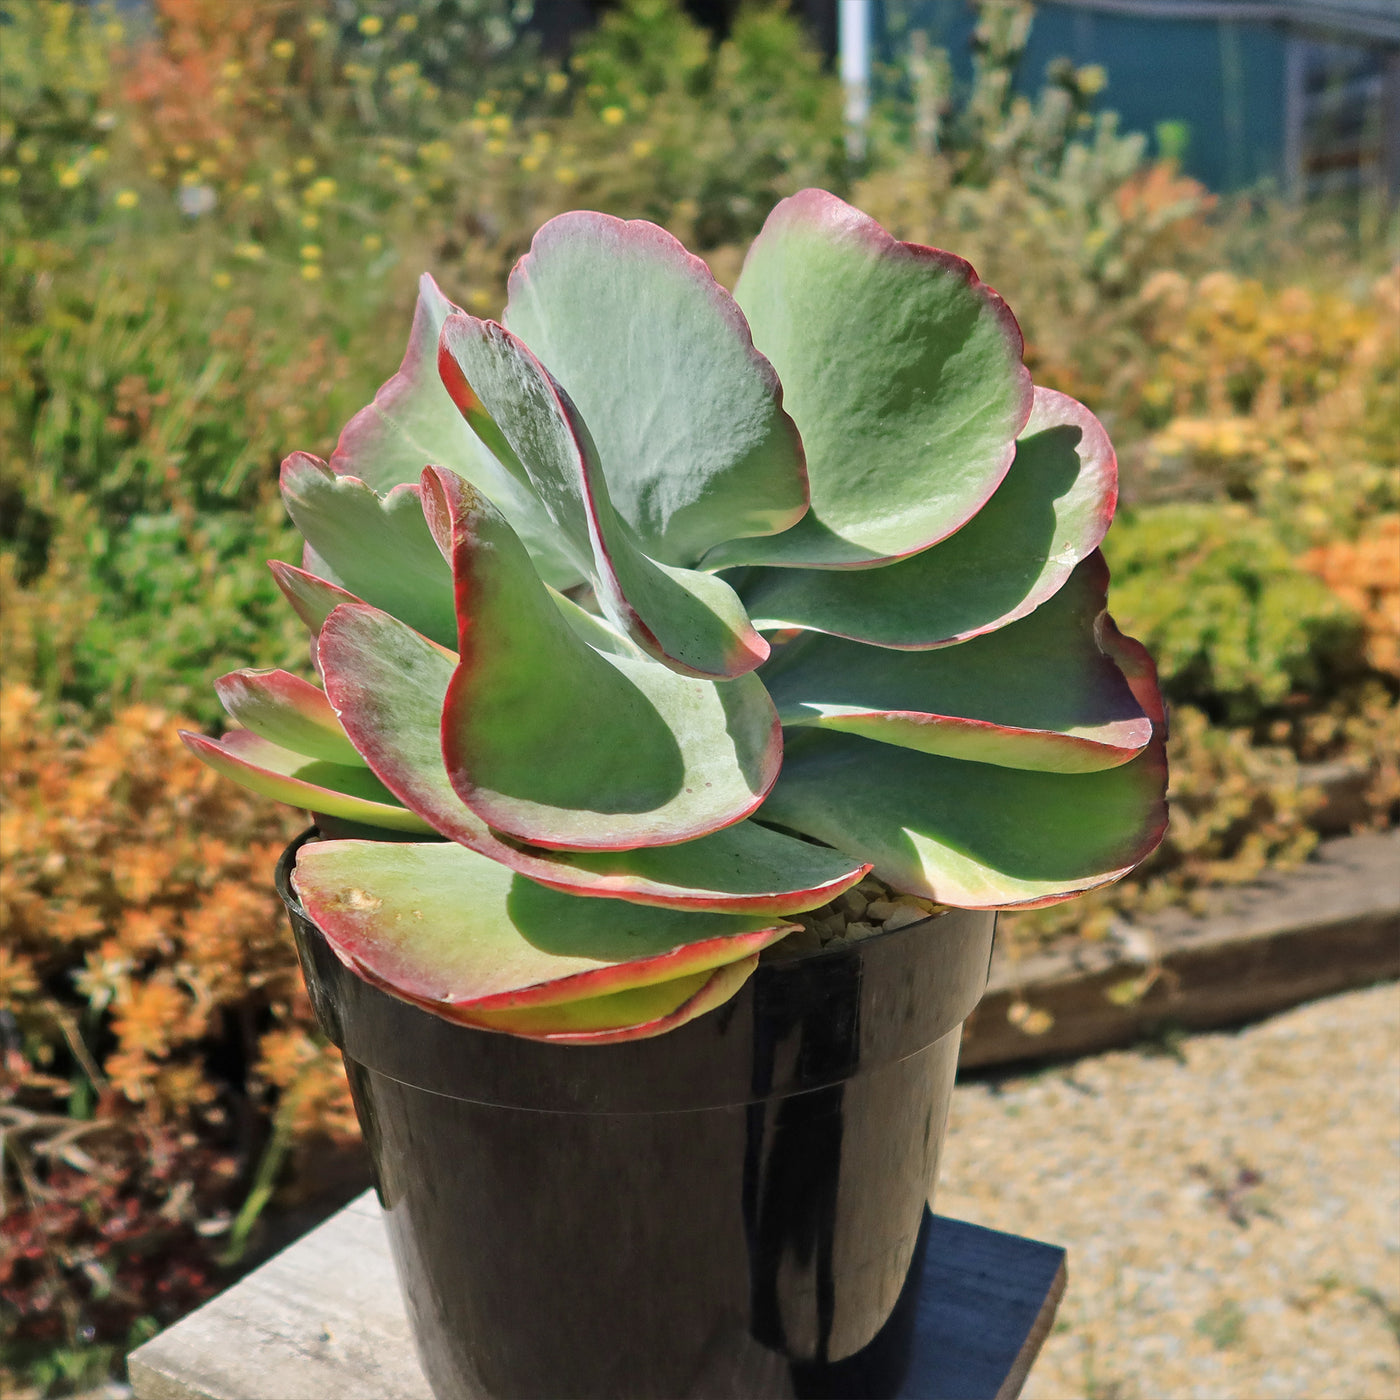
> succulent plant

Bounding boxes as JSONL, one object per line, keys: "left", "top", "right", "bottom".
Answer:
{"left": 183, "top": 189, "right": 1167, "bottom": 1044}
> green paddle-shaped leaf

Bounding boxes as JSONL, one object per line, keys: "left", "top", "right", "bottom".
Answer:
{"left": 299, "top": 565, "right": 861, "bottom": 909}
{"left": 178, "top": 730, "right": 433, "bottom": 833}
{"left": 503, "top": 211, "right": 808, "bottom": 566}
{"left": 737, "top": 387, "right": 1117, "bottom": 646}
{"left": 709, "top": 188, "right": 1033, "bottom": 568}
{"left": 428, "top": 466, "right": 780, "bottom": 848}
{"left": 292, "top": 837, "right": 793, "bottom": 1011}
{"left": 437, "top": 313, "right": 768, "bottom": 680}
{"left": 760, "top": 728, "right": 1167, "bottom": 909}
{"left": 280, "top": 453, "right": 458, "bottom": 648}
{"left": 320, "top": 593, "right": 778, "bottom": 856}
{"left": 761, "top": 553, "right": 1151, "bottom": 773}
{"left": 416, "top": 957, "right": 759, "bottom": 1043}
{"left": 331, "top": 272, "right": 580, "bottom": 587}
{"left": 214, "top": 668, "right": 362, "bottom": 766}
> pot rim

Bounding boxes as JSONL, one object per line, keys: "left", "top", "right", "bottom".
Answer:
{"left": 277, "top": 828, "right": 996, "bottom": 1112}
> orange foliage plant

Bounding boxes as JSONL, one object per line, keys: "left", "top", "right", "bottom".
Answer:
{"left": 0, "top": 685, "right": 356, "bottom": 1361}
{"left": 1303, "top": 516, "right": 1400, "bottom": 678}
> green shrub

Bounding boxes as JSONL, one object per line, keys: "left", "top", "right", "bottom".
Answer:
{"left": 1104, "top": 503, "right": 1365, "bottom": 723}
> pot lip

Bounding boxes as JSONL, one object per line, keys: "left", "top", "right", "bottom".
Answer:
{"left": 275, "top": 825, "right": 959, "bottom": 971}
{"left": 277, "top": 828, "right": 996, "bottom": 1108}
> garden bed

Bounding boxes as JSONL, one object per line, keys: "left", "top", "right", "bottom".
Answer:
{"left": 961, "top": 828, "right": 1400, "bottom": 1068}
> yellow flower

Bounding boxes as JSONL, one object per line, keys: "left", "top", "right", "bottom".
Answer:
{"left": 531, "top": 130, "right": 552, "bottom": 151}
{"left": 396, "top": 13, "right": 418, "bottom": 30}
{"left": 272, "top": 167, "right": 291, "bottom": 186}
{"left": 104, "top": 20, "right": 125, "bottom": 42}
{"left": 198, "top": 156, "right": 219, "bottom": 175}
{"left": 554, "top": 165, "right": 577, "bottom": 185}
{"left": 489, "top": 113, "right": 511, "bottom": 135}
{"left": 221, "top": 61, "right": 243, "bottom": 80}
{"left": 475, "top": 99, "right": 495, "bottom": 117}
{"left": 630, "top": 139, "right": 652, "bottom": 159}
{"left": 358, "top": 15, "right": 383, "bottom": 36}
{"left": 600, "top": 105, "right": 625, "bottom": 126}
{"left": 212, "top": 271, "right": 233, "bottom": 289}
{"left": 91, "top": 147, "right": 109, "bottom": 164}
{"left": 300, "top": 243, "right": 323, "bottom": 260}
{"left": 294, "top": 156, "right": 316, "bottom": 176}
{"left": 114, "top": 188, "right": 139, "bottom": 208}
{"left": 173, "top": 144, "right": 195, "bottom": 162}
{"left": 485, "top": 139, "right": 506, "bottom": 156}
{"left": 1077, "top": 64, "right": 1108, "bottom": 97}
{"left": 300, "top": 212, "right": 320, "bottom": 230}
{"left": 16, "top": 141, "right": 37, "bottom": 165}
{"left": 147, "top": 162, "right": 167, "bottom": 178}
{"left": 271, "top": 39, "right": 295, "bottom": 60}
{"left": 306, "top": 18, "right": 329, "bottom": 38}
{"left": 0, "top": 168, "right": 18, "bottom": 186}
{"left": 468, "top": 290, "right": 493, "bottom": 312}
{"left": 519, "top": 153, "right": 541, "bottom": 172}
{"left": 234, "top": 241, "right": 265, "bottom": 260}
{"left": 57, "top": 166, "right": 81, "bottom": 188}
{"left": 545, "top": 71, "right": 568, "bottom": 95}
{"left": 362, "top": 234, "right": 383, "bottom": 252}
{"left": 304, "top": 176, "right": 338, "bottom": 204}
{"left": 240, "top": 182, "right": 261, "bottom": 199}
{"left": 301, "top": 263, "right": 323, "bottom": 280}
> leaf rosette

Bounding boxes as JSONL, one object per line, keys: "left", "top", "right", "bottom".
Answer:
{"left": 184, "top": 191, "right": 1167, "bottom": 1042}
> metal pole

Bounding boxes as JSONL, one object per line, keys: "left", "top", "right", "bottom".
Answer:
{"left": 839, "top": 0, "right": 872, "bottom": 161}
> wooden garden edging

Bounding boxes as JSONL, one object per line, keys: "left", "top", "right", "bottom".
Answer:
{"left": 959, "top": 828, "right": 1400, "bottom": 1070}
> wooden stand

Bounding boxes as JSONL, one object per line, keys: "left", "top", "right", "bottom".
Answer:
{"left": 128, "top": 1192, "right": 1065, "bottom": 1400}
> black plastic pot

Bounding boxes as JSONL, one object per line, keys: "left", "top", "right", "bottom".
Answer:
{"left": 277, "top": 832, "right": 995, "bottom": 1400}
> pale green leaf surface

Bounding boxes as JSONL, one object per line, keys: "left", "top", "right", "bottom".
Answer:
{"left": 761, "top": 555, "right": 1151, "bottom": 772}
{"left": 279, "top": 454, "right": 458, "bottom": 647}
{"left": 760, "top": 729, "right": 1168, "bottom": 909}
{"left": 710, "top": 188, "right": 1032, "bottom": 567}
{"left": 437, "top": 314, "right": 767, "bottom": 679}
{"left": 448, "top": 956, "right": 759, "bottom": 1042}
{"left": 178, "top": 729, "right": 432, "bottom": 832}
{"left": 214, "top": 668, "right": 363, "bottom": 766}
{"left": 425, "top": 469, "right": 781, "bottom": 848}
{"left": 503, "top": 211, "right": 807, "bottom": 565}
{"left": 330, "top": 272, "right": 579, "bottom": 587}
{"left": 292, "top": 837, "right": 792, "bottom": 1009}
{"left": 737, "top": 387, "right": 1117, "bottom": 646}
{"left": 305, "top": 592, "right": 861, "bottom": 909}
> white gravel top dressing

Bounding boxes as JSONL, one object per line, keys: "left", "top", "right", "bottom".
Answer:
{"left": 938, "top": 982, "right": 1400, "bottom": 1400}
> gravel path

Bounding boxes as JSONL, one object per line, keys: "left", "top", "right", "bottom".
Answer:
{"left": 937, "top": 983, "right": 1400, "bottom": 1400}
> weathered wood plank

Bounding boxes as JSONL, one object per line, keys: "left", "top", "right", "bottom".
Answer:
{"left": 127, "top": 1195, "right": 430, "bottom": 1400}
{"left": 128, "top": 1195, "right": 1064, "bottom": 1400}
{"left": 960, "top": 828, "right": 1400, "bottom": 1068}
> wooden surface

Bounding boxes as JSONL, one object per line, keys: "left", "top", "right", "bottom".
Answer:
{"left": 961, "top": 827, "right": 1400, "bottom": 1068}
{"left": 128, "top": 1192, "right": 1064, "bottom": 1400}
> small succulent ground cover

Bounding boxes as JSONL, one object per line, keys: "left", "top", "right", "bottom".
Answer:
{"left": 183, "top": 190, "right": 1167, "bottom": 1043}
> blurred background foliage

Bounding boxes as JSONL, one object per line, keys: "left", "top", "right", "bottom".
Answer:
{"left": 1, "top": 1, "right": 1396, "bottom": 1392}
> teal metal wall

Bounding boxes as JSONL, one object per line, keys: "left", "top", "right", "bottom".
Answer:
{"left": 875, "top": 1, "right": 1289, "bottom": 191}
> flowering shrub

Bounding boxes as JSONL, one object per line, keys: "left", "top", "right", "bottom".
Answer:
{"left": 1302, "top": 516, "right": 1400, "bottom": 678}
{"left": 1103, "top": 503, "right": 1365, "bottom": 723}
{"left": 1132, "top": 268, "right": 1400, "bottom": 536}
{"left": 0, "top": 686, "right": 356, "bottom": 1392}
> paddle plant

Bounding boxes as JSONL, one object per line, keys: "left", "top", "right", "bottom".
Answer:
{"left": 183, "top": 190, "right": 1167, "bottom": 1044}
